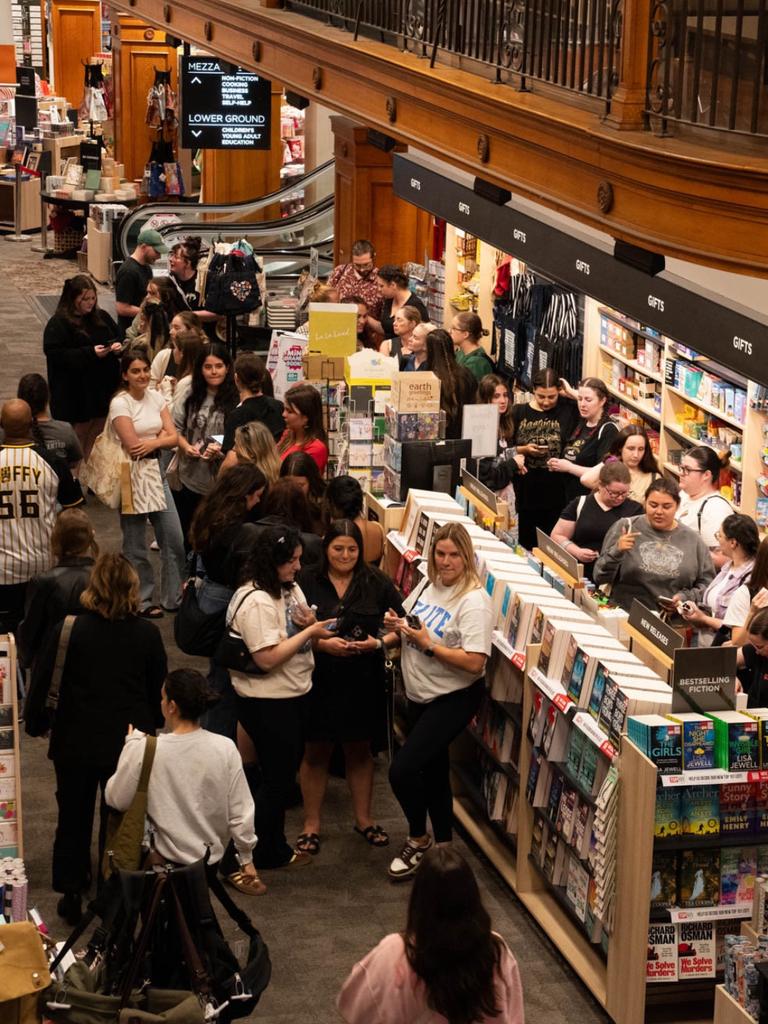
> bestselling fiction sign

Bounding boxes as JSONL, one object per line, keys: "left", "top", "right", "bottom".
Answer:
{"left": 181, "top": 57, "right": 271, "bottom": 150}
{"left": 671, "top": 645, "right": 738, "bottom": 713}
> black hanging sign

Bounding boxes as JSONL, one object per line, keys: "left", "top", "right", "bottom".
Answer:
{"left": 180, "top": 57, "right": 271, "bottom": 150}
{"left": 392, "top": 155, "right": 768, "bottom": 386}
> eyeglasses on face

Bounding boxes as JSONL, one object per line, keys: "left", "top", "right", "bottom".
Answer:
{"left": 679, "top": 466, "right": 704, "bottom": 476}
{"left": 602, "top": 488, "right": 629, "bottom": 500}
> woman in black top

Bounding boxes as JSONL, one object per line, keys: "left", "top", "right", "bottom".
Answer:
{"left": 547, "top": 377, "right": 619, "bottom": 503}
{"left": 280, "top": 450, "right": 326, "bottom": 534}
{"left": 25, "top": 553, "right": 166, "bottom": 924}
{"left": 737, "top": 608, "right": 768, "bottom": 707}
{"left": 251, "top": 479, "right": 323, "bottom": 568}
{"left": 222, "top": 352, "right": 284, "bottom": 452}
{"left": 188, "top": 464, "right": 266, "bottom": 740}
{"left": 550, "top": 462, "right": 643, "bottom": 581}
{"left": 374, "top": 265, "right": 428, "bottom": 340}
{"left": 18, "top": 508, "right": 97, "bottom": 671}
{"left": 297, "top": 520, "right": 404, "bottom": 854}
{"left": 476, "top": 374, "right": 524, "bottom": 499}
{"left": 509, "top": 368, "right": 579, "bottom": 550}
{"left": 42, "top": 274, "right": 121, "bottom": 459}
{"left": 424, "top": 329, "right": 477, "bottom": 440}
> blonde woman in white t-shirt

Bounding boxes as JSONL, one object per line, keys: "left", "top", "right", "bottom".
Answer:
{"left": 224, "top": 524, "right": 333, "bottom": 871}
{"left": 383, "top": 522, "right": 493, "bottom": 882}
{"left": 109, "top": 350, "right": 186, "bottom": 617}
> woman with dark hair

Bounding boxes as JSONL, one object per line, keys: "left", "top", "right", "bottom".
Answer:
{"left": 150, "top": 322, "right": 206, "bottom": 410}
{"left": 25, "top": 552, "right": 166, "bottom": 924}
{"left": 450, "top": 311, "right": 495, "bottom": 382}
{"left": 424, "top": 329, "right": 477, "bottom": 440}
{"left": 580, "top": 425, "right": 660, "bottom": 503}
{"left": 338, "top": 846, "right": 524, "bottom": 1024}
{"left": 736, "top": 609, "right": 768, "bottom": 707}
{"left": 593, "top": 476, "right": 714, "bottom": 612}
{"left": 278, "top": 383, "right": 329, "bottom": 474}
{"left": 172, "top": 342, "right": 239, "bottom": 547}
{"left": 110, "top": 349, "right": 186, "bottom": 617}
{"left": 551, "top": 463, "right": 643, "bottom": 582}
{"left": 476, "top": 374, "right": 523, "bottom": 500}
{"left": 374, "top": 264, "right": 428, "bottom": 341}
{"left": 126, "top": 277, "right": 186, "bottom": 356}
{"left": 721, "top": 535, "right": 768, "bottom": 647}
{"left": 379, "top": 305, "right": 424, "bottom": 361}
{"left": 222, "top": 351, "right": 284, "bottom": 453}
{"left": 280, "top": 450, "right": 325, "bottom": 533}
{"left": 225, "top": 524, "right": 333, "bottom": 869}
{"left": 677, "top": 445, "right": 733, "bottom": 566}
{"left": 106, "top": 668, "right": 262, "bottom": 894}
{"left": 296, "top": 520, "right": 403, "bottom": 855}
{"left": 17, "top": 507, "right": 97, "bottom": 671}
{"left": 326, "top": 474, "right": 385, "bottom": 565}
{"left": 547, "top": 377, "right": 619, "bottom": 502}
{"left": 681, "top": 512, "right": 759, "bottom": 646}
{"left": 16, "top": 373, "right": 82, "bottom": 467}
{"left": 167, "top": 237, "right": 217, "bottom": 324}
{"left": 42, "top": 274, "right": 121, "bottom": 459}
{"left": 509, "top": 367, "right": 579, "bottom": 549}
{"left": 254, "top": 479, "right": 322, "bottom": 568}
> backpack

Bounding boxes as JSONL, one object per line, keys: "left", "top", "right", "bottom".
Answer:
{"left": 205, "top": 251, "right": 262, "bottom": 315}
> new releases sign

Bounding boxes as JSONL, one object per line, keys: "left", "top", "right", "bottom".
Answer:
{"left": 181, "top": 58, "right": 271, "bottom": 150}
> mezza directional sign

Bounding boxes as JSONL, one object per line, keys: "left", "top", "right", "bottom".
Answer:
{"left": 180, "top": 57, "right": 271, "bottom": 150}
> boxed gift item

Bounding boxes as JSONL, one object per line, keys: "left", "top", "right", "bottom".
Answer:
{"left": 384, "top": 405, "right": 441, "bottom": 441}
{"left": 389, "top": 371, "right": 441, "bottom": 413}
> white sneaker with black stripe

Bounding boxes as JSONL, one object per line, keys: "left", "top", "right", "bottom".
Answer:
{"left": 387, "top": 836, "right": 433, "bottom": 881}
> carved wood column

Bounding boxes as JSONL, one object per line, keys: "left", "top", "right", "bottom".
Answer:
{"left": 605, "top": 0, "right": 653, "bottom": 129}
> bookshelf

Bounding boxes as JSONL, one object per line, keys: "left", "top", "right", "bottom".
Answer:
{"left": 0, "top": 635, "right": 21, "bottom": 859}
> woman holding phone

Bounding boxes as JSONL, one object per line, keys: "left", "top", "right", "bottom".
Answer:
{"left": 384, "top": 523, "right": 493, "bottom": 881}
{"left": 546, "top": 377, "right": 619, "bottom": 503}
{"left": 593, "top": 476, "right": 714, "bottom": 612}
{"left": 296, "top": 520, "right": 403, "bottom": 855}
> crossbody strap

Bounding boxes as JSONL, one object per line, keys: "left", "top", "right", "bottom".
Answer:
{"left": 136, "top": 734, "right": 157, "bottom": 795}
{"left": 45, "top": 615, "right": 76, "bottom": 713}
{"left": 227, "top": 585, "right": 260, "bottom": 631}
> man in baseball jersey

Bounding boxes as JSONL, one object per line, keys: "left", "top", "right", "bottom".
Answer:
{"left": 0, "top": 399, "right": 83, "bottom": 631}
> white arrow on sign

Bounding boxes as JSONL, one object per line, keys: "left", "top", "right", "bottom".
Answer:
{"left": 191, "top": 76, "right": 202, "bottom": 84}
{"left": 191, "top": 130, "right": 202, "bottom": 137}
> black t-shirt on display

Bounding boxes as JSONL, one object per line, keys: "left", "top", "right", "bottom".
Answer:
{"left": 115, "top": 258, "right": 153, "bottom": 335}
{"left": 559, "top": 493, "right": 643, "bottom": 581}
{"left": 510, "top": 398, "right": 579, "bottom": 512}
{"left": 561, "top": 418, "right": 619, "bottom": 501}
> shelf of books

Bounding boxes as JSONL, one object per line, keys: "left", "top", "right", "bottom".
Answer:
{"left": 0, "top": 636, "right": 21, "bottom": 858}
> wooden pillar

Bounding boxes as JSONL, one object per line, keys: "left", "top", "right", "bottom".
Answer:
{"left": 50, "top": 0, "right": 102, "bottom": 108}
{"left": 604, "top": 0, "right": 653, "bottom": 130}
{"left": 111, "top": 16, "right": 177, "bottom": 183}
{"left": 200, "top": 79, "right": 282, "bottom": 218}
{"left": 331, "top": 115, "right": 432, "bottom": 267}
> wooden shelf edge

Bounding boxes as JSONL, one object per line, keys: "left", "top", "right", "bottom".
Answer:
{"left": 452, "top": 795, "right": 517, "bottom": 892}
{"left": 713, "top": 985, "right": 754, "bottom": 1024}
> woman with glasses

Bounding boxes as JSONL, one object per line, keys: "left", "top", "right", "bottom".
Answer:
{"left": 580, "top": 425, "right": 661, "bottom": 504}
{"left": 593, "top": 476, "right": 714, "bottom": 612}
{"left": 677, "top": 445, "right": 733, "bottom": 568}
{"left": 551, "top": 463, "right": 643, "bottom": 581}
{"left": 167, "top": 237, "right": 218, "bottom": 326}
{"left": 680, "top": 513, "right": 759, "bottom": 646}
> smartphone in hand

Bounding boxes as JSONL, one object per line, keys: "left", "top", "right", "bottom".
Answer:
{"left": 405, "top": 614, "right": 422, "bottom": 630}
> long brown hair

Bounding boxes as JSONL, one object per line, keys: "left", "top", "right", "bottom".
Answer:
{"left": 55, "top": 274, "right": 109, "bottom": 329}
{"left": 278, "top": 383, "right": 327, "bottom": 454}
{"left": 405, "top": 847, "right": 503, "bottom": 1024}
{"left": 80, "top": 554, "right": 140, "bottom": 621}
{"left": 425, "top": 329, "right": 476, "bottom": 429}
{"left": 189, "top": 464, "right": 265, "bottom": 553}
{"left": 478, "top": 374, "right": 514, "bottom": 442}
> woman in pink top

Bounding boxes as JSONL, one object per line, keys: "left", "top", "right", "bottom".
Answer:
{"left": 277, "top": 383, "right": 329, "bottom": 475}
{"left": 338, "top": 847, "right": 525, "bottom": 1024}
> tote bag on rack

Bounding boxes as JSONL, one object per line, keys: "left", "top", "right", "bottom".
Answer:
{"left": 205, "top": 250, "right": 262, "bottom": 315}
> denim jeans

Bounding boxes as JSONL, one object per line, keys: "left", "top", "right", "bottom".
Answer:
{"left": 120, "top": 477, "right": 186, "bottom": 610}
{"left": 198, "top": 578, "right": 238, "bottom": 740}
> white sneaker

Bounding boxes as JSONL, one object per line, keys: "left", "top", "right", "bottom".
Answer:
{"left": 150, "top": 540, "right": 160, "bottom": 551}
{"left": 388, "top": 836, "right": 433, "bottom": 881}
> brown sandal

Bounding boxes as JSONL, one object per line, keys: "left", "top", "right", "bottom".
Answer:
{"left": 223, "top": 870, "right": 267, "bottom": 896}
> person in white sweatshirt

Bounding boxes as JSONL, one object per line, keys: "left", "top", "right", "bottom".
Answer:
{"left": 105, "top": 668, "right": 264, "bottom": 896}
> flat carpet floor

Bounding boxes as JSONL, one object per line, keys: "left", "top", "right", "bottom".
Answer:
{"left": 4, "top": 238, "right": 611, "bottom": 1023}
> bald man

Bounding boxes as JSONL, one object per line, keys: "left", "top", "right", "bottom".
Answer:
{"left": 0, "top": 398, "right": 83, "bottom": 632}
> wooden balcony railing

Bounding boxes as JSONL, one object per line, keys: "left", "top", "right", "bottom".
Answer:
{"left": 646, "top": 0, "right": 768, "bottom": 136}
{"left": 284, "top": 0, "right": 623, "bottom": 108}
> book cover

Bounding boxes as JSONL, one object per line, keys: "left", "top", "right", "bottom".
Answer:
{"left": 681, "top": 785, "right": 720, "bottom": 838}
{"left": 758, "top": 845, "right": 768, "bottom": 876}
{"left": 587, "top": 662, "right": 610, "bottom": 722}
{"left": 678, "top": 921, "right": 716, "bottom": 979}
{"left": 598, "top": 676, "right": 618, "bottom": 737}
{"left": 679, "top": 849, "right": 720, "bottom": 907}
{"left": 668, "top": 714, "right": 715, "bottom": 771}
{"left": 710, "top": 711, "right": 759, "bottom": 771}
{"left": 752, "top": 780, "right": 768, "bottom": 832}
{"left": 560, "top": 634, "right": 579, "bottom": 690}
{"left": 547, "top": 774, "right": 564, "bottom": 825}
{"left": 565, "top": 727, "right": 586, "bottom": 780}
{"left": 541, "top": 703, "right": 559, "bottom": 758}
{"left": 720, "top": 847, "right": 739, "bottom": 905}
{"left": 719, "top": 782, "right": 755, "bottom": 838}
{"left": 556, "top": 786, "right": 578, "bottom": 842}
{"left": 650, "top": 850, "right": 678, "bottom": 909}
{"left": 565, "top": 854, "right": 590, "bottom": 922}
{"left": 525, "top": 749, "right": 542, "bottom": 805}
{"left": 572, "top": 800, "right": 593, "bottom": 859}
{"left": 654, "top": 788, "right": 682, "bottom": 840}
{"left": 647, "top": 721, "right": 683, "bottom": 775}
{"left": 647, "top": 924, "right": 678, "bottom": 983}
{"left": 609, "top": 690, "right": 630, "bottom": 749}
{"left": 530, "top": 816, "right": 546, "bottom": 865}
{"left": 542, "top": 832, "right": 559, "bottom": 882}
{"left": 736, "top": 846, "right": 757, "bottom": 904}
{"left": 566, "top": 646, "right": 590, "bottom": 706}
{"left": 578, "top": 740, "right": 599, "bottom": 795}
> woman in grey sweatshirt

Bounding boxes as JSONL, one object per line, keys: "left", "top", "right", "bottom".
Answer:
{"left": 593, "top": 476, "right": 715, "bottom": 612}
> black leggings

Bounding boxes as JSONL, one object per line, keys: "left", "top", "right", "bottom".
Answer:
{"left": 389, "top": 678, "right": 483, "bottom": 844}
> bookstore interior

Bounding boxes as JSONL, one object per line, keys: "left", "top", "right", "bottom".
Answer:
{"left": 5, "top": 7, "right": 768, "bottom": 1024}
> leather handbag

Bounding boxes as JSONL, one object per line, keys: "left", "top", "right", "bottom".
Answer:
{"left": 0, "top": 922, "right": 49, "bottom": 1024}
{"left": 174, "top": 574, "right": 226, "bottom": 659}
{"left": 101, "top": 735, "right": 157, "bottom": 879}
{"left": 214, "top": 588, "right": 264, "bottom": 676}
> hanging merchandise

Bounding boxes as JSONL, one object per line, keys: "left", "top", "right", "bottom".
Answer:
{"left": 143, "top": 69, "right": 183, "bottom": 199}
{"left": 492, "top": 271, "right": 535, "bottom": 380}
{"left": 204, "top": 240, "right": 263, "bottom": 315}
{"left": 146, "top": 69, "right": 177, "bottom": 131}
{"left": 79, "top": 63, "right": 110, "bottom": 125}
{"left": 539, "top": 288, "right": 582, "bottom": 385}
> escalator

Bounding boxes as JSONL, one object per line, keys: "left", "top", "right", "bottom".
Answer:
{"left": 116, "top": 159, "right": 336, "bottom": 284}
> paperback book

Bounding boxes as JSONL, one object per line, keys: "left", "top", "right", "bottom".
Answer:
{"left": 681, "top": 786, "right": 720, "bottom": 838}
{"left": 678, "top": 921, "right": 716, "bottom": 979}
{"left": 647, "top": 923, "right": 679, "bottom": 983}
{"left": 679, "top": 849, "right": 720, "bottom": 908}
{"left": 667, "top": 713, "right": 715, "bottom": 771}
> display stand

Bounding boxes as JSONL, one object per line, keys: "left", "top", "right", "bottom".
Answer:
{"left": 4, "top": 166, "right": 31, "bottom": 242}
{"left": 0, "top": 634, "right": 22, "bottom": 859}
{"left": 713, "top": 986, "right": 753, "bottom": 1024}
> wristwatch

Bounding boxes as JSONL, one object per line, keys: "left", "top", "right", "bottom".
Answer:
{"left": 424, "top": 643, "right": 435, "bottom": 658}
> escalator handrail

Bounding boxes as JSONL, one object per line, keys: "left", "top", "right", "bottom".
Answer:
{"left": 154, "top": 195, "right": 335, "bottom": 247}
{"left": 117, "top": 159, "right": 335, "bottom": 259}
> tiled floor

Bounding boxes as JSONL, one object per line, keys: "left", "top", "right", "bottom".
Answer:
{"left": 5, "top": 237, "right": 612, "bottom": 1023}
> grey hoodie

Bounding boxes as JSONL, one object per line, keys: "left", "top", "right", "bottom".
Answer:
{"left": 593, "top": 514, "right": 715, "bottom": 612}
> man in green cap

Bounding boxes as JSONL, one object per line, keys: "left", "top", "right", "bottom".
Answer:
{"left": 115, "top": 228, "right": 168, "bottom": 338}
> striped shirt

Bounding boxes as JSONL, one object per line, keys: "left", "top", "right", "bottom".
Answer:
{"left": 0, "top": 443, "right": 83, "bottom": 585}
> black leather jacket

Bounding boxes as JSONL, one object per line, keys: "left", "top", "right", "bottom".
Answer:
{"left": 17, "top": 557, "right": 94, "bottom": 669}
